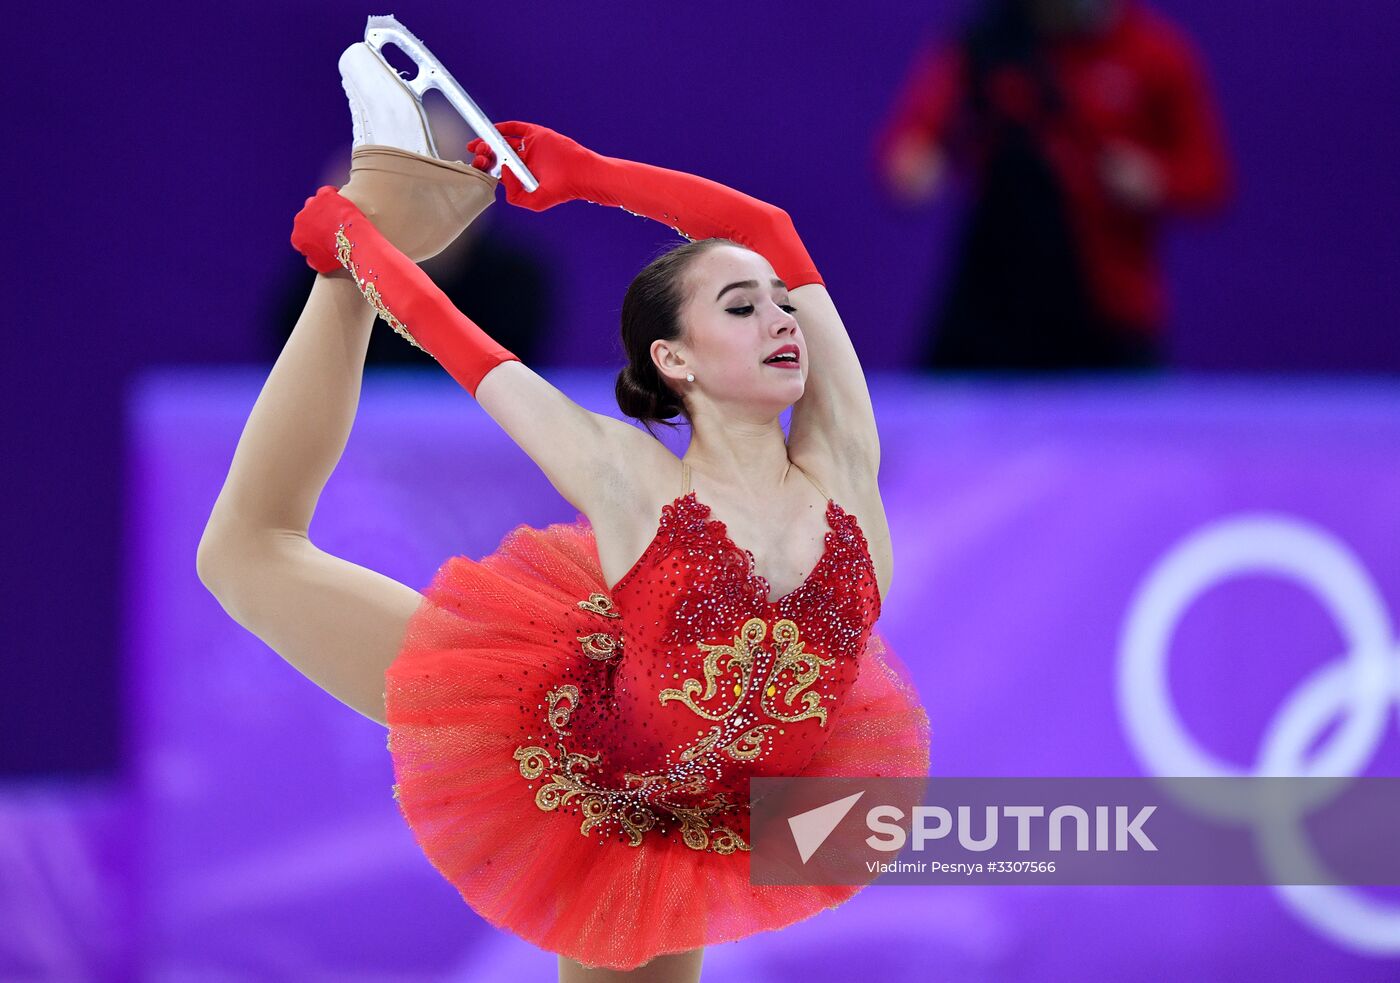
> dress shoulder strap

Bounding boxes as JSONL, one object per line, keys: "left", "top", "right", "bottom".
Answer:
{"left": 794, "top": 462, "right": 832, "bottom": 502}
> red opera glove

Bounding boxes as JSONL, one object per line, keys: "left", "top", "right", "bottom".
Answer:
{"left": 290, "top": 186, "right": 520, "bottom": 397}
{"left": 467, "top": 124, "right": 596, "bottom": 211}
{"left": 468, "top": 121, "right": 824, "bottom": 288}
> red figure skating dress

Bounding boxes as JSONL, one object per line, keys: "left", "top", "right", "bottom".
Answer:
{"left": 285, "top": 119, "right": 932, "bottom": 970}
{"left": 385, "top": 459, "right": 932, "bottom": 970}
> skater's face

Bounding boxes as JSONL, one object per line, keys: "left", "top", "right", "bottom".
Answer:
{"left": 664, "top": 244, "right": 807, "bottom": 419}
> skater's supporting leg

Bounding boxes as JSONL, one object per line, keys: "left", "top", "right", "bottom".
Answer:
{"left": 557, "top": 947, "right": 705, "bottom": 983}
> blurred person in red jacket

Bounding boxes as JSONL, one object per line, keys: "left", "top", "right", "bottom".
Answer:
{"left": 875, "top": 0, "right": 1231, "bottom": 371}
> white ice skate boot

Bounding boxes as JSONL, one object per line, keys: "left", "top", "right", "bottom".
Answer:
{"left": 338, "top": 40, "right": 436, "bottom": 155}
{"left": 334, "top": 24, "right": 511, "bottom": 262}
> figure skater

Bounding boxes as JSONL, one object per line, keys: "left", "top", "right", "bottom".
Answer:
{"left": 198, "top": 26, "right": 930, "bottom": 983}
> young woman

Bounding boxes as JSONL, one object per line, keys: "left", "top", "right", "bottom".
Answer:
{"left": 198, "top": 36, "right": 929, "bottom": 983}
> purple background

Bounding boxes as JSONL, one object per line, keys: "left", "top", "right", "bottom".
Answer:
{"left": 6, "top": 0, "right": 1398, "bottom": 772}
{"left": 8, "top": 370, "right": 1398, "bottom": 978}
{"left": 4, "top": 0, "right": 1399, "bottom": 976}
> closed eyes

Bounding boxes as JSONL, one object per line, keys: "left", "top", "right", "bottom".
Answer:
{"left": 726, "top": 304, "right": 798, "bottom": 316}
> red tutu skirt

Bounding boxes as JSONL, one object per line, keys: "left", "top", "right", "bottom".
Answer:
{"left": 384, "top": 514, "right": 931, "bottom": 970}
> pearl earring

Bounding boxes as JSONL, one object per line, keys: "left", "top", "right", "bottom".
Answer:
{"left": 686, "top": 372, "right": 695, "bottom": 382}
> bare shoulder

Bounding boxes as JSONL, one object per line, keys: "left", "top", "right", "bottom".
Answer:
{"left": 587, "top": 417, "right": 684, "bottom": 589}
{"left": 790, "top": 439, "right": 881, "bottom": 520}
{"left": 790, "top": 441, "right": 892, "bottom": 600}
{"left": 473, "top": 362, "right": 682, "bottom": 585}
{"left": 587, "top": 415, "right": 682, "bottom": 512}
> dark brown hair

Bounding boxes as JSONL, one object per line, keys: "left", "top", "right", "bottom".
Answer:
{"left": 615, "top": 237, "right": 743, "bottom": 437}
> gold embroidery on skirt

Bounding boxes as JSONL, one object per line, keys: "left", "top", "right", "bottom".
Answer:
{"left": 723, "top": 723, "right": 777, "bottom": 761}
{"left": 657, "top": 616, "right": 837, "bottom": 777}
{"left": 761, "top": 619, "right": 837, "bottom": 726}
{"left": 677, "top": 723, "right": 777, "bottom": 763}
{"left": 661, "top": 616, "right": 835, "bottom": 726}
{"left": 576, "top": 631, "right": 622, "bottom": 661}
{"left": 513, "top": 684, "right": 749, "bottom": 853}
{"left": 576, "top": 592, "right": 621, "bottom": 618}
{"left": 546, "top": 684, "right": 581, "bottom": 735}
{"left": 677, "top": 726, "right": 724, "bottom": 763}
{"left": 657, "top": 618, "right": 764, "bottom": 722}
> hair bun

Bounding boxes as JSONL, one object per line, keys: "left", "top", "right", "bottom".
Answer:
{"left": 615, "top": 362, "right": 683, "bottom": 429}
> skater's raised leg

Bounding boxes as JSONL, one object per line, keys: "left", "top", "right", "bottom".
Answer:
{"left": 196, "top": 41, "right": 499, "bottom": 727}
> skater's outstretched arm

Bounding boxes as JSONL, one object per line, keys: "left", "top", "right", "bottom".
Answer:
{"left": 288, "top": 185, "right": 665, "bottom": 526}
{"left": 478, "top": 122, "right": 881, "bottom": 480}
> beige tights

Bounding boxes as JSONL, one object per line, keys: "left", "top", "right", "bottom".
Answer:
{"left": 196, "top": 148, "right": 497, "bottom": 725}
{"left": 200, "top": 148, "right": 704, "bottom": 979}
{"left": 338, "top": 144, "right": 498, "bottom": 262}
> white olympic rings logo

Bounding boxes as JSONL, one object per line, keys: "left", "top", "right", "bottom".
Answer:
{"left": 1118, "top": 512, "right": 1400, "bottom": 955}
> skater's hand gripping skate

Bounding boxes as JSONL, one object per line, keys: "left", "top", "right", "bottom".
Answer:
{"left": 468, "top": 121, "right": 600, "bottom": 211}
{"left": 291, "top": 187, "right": 359, "bottom": 274}
{"left": 290, "top": 186, "right": 520, "bottom": 396}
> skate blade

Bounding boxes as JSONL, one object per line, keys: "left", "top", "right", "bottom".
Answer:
{"left": 364, "top": 14, "right": 540, "bottom": 192}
